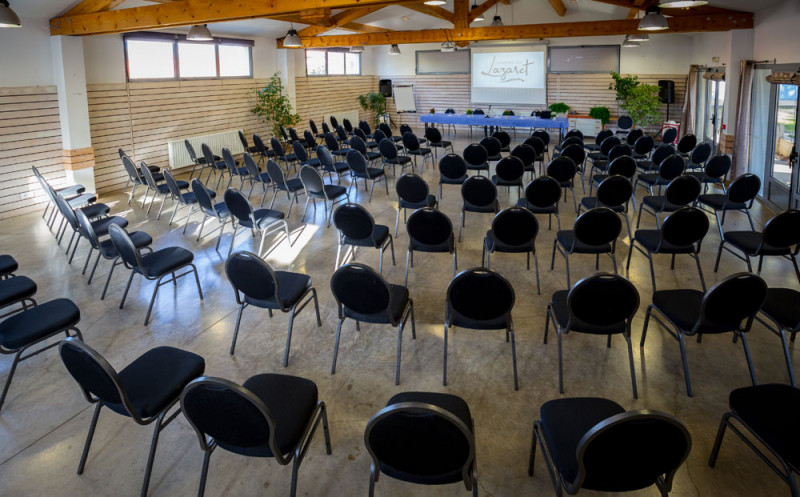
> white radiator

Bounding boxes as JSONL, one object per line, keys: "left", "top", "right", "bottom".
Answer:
{"left": 323, "top": 110, "right": 360, "bottom": 129}
{"left": 167, "top": 129, "right": 244, "bottom": 169}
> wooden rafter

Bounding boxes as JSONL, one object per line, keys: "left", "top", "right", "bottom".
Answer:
{"left": 547, "top": 0, "right": 567, "bottom": 17}
{"left": 279, "top": 12, "right": 753, "bottom": 48}
{"left": 403, "top": 3, "right": 454, "bottom": 23}
{"left": 626, "top": 0, "right": 646, "bottom": 19}
{"left": 61, "top": 0, "right": 125, "bottom": 17}
{"left": 468, "top": 0, "right": 510, "bottom": 24}
{"left": 453, "top": 0, "right": 469, "bottom": 29}
{"left": 341, "top": 22, "right": 393, "bottom": 33}
{"left": 297, "top": 6, "right": 386, "bottom": 37}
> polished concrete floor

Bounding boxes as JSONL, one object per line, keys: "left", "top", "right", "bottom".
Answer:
{"left": 0, "top": 129, "right": 797, "bottom": 496}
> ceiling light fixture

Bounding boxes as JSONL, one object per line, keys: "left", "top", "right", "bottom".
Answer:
{"left": 283, "top": 24, "right": 303, "bottom": 48}
{"left": 424, "top": 0, "right": 447, "bottom": 5}
{"left": 350, "top": 45, "right": 364, "bottom": 53}
{"left": 490, "top": 4, "right": 503, "bottom": 26}
{"left": 639, "top": 6, "right": 669, "bottom": 31}
{"left": 622, "top": 35, "right": 640, "bottom": 48}
{"left": 470, "top": 2, "right": 484, "bottom": 22}
{"left": 389, "top": 44, "right": 401, "bottom": 55}
{"left": 628, "top": 32, "right": 650, "bottom": 42}
{"left": 658, "top": 0, "right": 708, "bottom": 7}
{"left": 187, "top": 24, "right": 213, "bottom": 41}
{"left": 0, "top": 0, "right": 21, "bottom": 28}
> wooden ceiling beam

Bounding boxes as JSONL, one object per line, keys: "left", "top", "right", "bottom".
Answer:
{"left": 339, "top": 22, "right": 393, "bottom": 34}
{"left": 296, "top": 6, "right": 385, "bottom": 37}
{"left": 61, "top": 0, "right": 125, "bottom": 17}
{"left": 299, "top": 8, "right": 332, "bottom": 26}
{"left": 467, "top": 0, "right": 510, "bottom": 24}
{"left": 279, "top": 12, "right": 753, "bottom": 48}
{"left": 547, "top": 0, "right": 567, "bottom": 17}
{"left": 403, "top": 3, "right": 455, "bottom": 23}
{"left": 592, "top": 0, "right": 745, "bottom": 17}
{"left": 453, "top": 0, "right": 469, "bottom": 29}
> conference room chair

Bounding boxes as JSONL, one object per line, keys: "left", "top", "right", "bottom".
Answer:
{"left": 628, "top": 206, "right": 709, "bottom": 293}
{"left": 379, "top": 122, "right": 402, "bottom": 143}
{"left": 625, "top": 127, "right": 644, "bottom": 146}
{"left": 438, "top": 153, "right": 469, "bottom": 200}
{"left": 697, "top": 172, "right": 761, "bottom": 238}
{"left": 483, "top": 207, "right": 541, "bottom": 293}
{"left": 342, "top": 118, "right": 355, "bottom": 136}
{"left": 709, "top": 384, "right": 800, "bottom": 497}
{"left": 163, "top": 169, "right": 207, "bottom": 230}
{"left": 444, "top": 108, "right": 457, "bottom": 135}
{"left": 546, "top": 156, "right": 579, "bottom": 214}
{"left": 350, "top": 135, "right": 382, "bottom": 164}
{"left": 379, "top": 137, "right": 413, "bottom": 176}
{"left": 109, "top": 224, "right": 203, "bottom": 326}
{"left": 180, "top": 373, "right": 331, "bottom": 497}
{"left": 353, "top": 128, "right": 378, "bottom": 151}
{"left": 300, "top": 165, "right": 349, "bottom": 227}
{"left": 685, "top": 141, "right": 712, "bottom": 171}
{"left": 479, "top": 136, "right": 503, "bottom": 167}
{"left": 579, "top": 174, "right": 633, "bottom": 238}
{"left": 288, "top": 127, "right": 307, "bottom": 149}
{"left": 585, "top": 128, "right": 613, "bottom": 152}
{"left": 531, "top": 129, "right": 551, "bottom": 158}
{"left": 0, "top": 272, "right": 36, "bottom": 319}
{"left": 359, "top": 120, "right": 374, "bottom": 139}
{"left": 551, "top": 207, "right": 622, "bottom": 288}
{"left": 242, "top": 152, "right": 272, "bottom": 206}
{"left": 330, "top": 263, "right": 414, "bottom": 385}
{"left": 139, "top": 160, "right": 187, "bottom": 219}
{"left": 266, "top": 159, "right": 305, "bottom": 216}
{"left": 755, "top": 288, "right": 800, "bottom": 386}
{"left": 329, "top": 115, "right": 339, "bottom": 129}
{"left": 656, "top": 126, "right": 679, "bottom": 147}
{"left": 641, "top": 272, "right": 767, "bottom": 397}
{"left": 201, "top": 143, "right": 229, "bottom": 189}
{"left": 191, "top": 178, "right": 231, "bottom": 249}
{"left": 459, "top": 175, "right": 499, "bottom": 242}
{"left": 33, "top": 166, "right": 86, "bottom": 225}
{"left": 517, "top": 176, "right": 562, "bottom": 230}
{"left": 544, "top": 273, "right": 640, "bottom": 397}
{"left": 463, "top": 143, "right": 490, "bottom": 176}
{"left": 638, "top": 143, "right": 677, "bottom": 173}
{"left": 372, "top": 129, "right": 394, "bottom": 150}
{"left": 270, "top": 137, "right": 298, "bottom": 173}
{"left": 402, "top": 132, "right": 433, "bottom": 172}
{"left": 632, "top": 133, "right": 655, "bottom": 161}
{"left": 303, "top": 129, "right": 319, "bottom": 150}
{"left": 523, "top": 136, "right": 547, "bottom": 176}
{"left": 0, "top": 254, "right": 18, "bottom": 279}
{"left": 676, "top": 134, "right": 698, "bottom": 158}
{"left": 278, "top": 125, "right": 291, "bottom": 146}
{"left": 335, "top": 125, "right": 351, "bottom": 146}
{"left": 589, "top": 143, "right": 632, "bottom": 183}
{"left": 346, "top": 149, "right": 387, "bottom": 202}
{"left": 589, "top": 155, "right": 637, "bottom": 197}
{"left": 635, "top": 154, "right": 685, "bottom": 196}
{"left": 636, "top": 174, "right": 702, "bottom": 229}
{"left": 224, "top": 188, "right": 290, "bottom": 258}
{"left": 714, "top": 209, "right": 800, "bottom": 284}
{"left": 252, "top": 133, "right": 275, "bottom": 167}
{"left": 559, "top": 144, "right": 588, "bottom": 192}
{"left": 293, "top": 140, "right": 321, "bottom": 169}
{"left": 491, "top": 156, "right": 525, "bottom": 198}
{"left": 552, "top": 135, "right": 584, "bottom": 157}
{"left": 530, "top": 397, "right": 691, "bottom": 496}
{"left": 425, "top": 126, "right": 454, "bottom": 159}
{"left": 321, "top": 121, "right": 332, "bottom": 135}
{"left": 400, "top": 124, "right": 425, "bottom": 144}
{"left": 510, "top": 144, "right": 536, "bottom": 180}
{"left": 238, "top": 130, "right": 258, "bottom": 155}
{"left": 333, "top": 202, "right": 395, "bottom": 273}
{"left": 309, "top": 118, "right": 325, "bottom": 139}
{"left": 225, "top": 250, "right": 321, "bottom": 364}
{"left": 316, "top": 145, "right": 350, "bottom": 184}
{"left": 492, "top": 130, "right": 512, "bottom": 153}
{"left": 119, "top": 154, "right": 147, "bottom": 205}
{"left": 324, "top": 131, "right": 350, "bottom": 159}
{"left": 119, "top": 148, "right": 160, "bottom": 188}
{"left": 444, "top": 267, "right": 518, "bottom": 390}
{"left": 688, "top": 154, "right": 732, "bottom": 194}
{"left": 59, "top": 337, "right": 204, "bottom": 497}
{"left": 222, "top": 147, "right": 249, "bottom": 189}
{"left": 52, "top": 189, "right": 126, "bottom": 263}
{"left": 587, "top": 135, "right": 621, "bottom": 168}
{"left": 395, "top": 173, "right": 437, "bottom": 236}
{"left": 405, "top": 207, "right": 457, "bottom": 286}
{"left": 615, "top": 115, "right": 633, "bottom": 137}
{"left": 33, "top": 166, "right": 100, "bottom": 238}
{"left": 364, "top": 392, "right": 477, "bottom": 497}
{"left": 185, "top": 139, "right": 219, "bottom": 180}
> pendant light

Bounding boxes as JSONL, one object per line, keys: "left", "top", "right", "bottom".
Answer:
{"left": 423, "top": 0, "right": 447, "bottom": 4}
{"left": 490, "top": 5, "right": 503, "bottom": 27}
{"left": 470, "top": 1, "right": 484, "bottom": 22}
{"left": 187, "top": 24, "right": 213, "bottom": 41}
{"left": 350, "top": 45, "right": 364, "bottom": 53}
{"left": 622, "top": 35, "right": 640, "bottom": 48}
{"left": 0, "top": 1, "right": 22, "bottom": 28}
{"left": 628, "top": 32, "right": 650, "bottom": 42}
{"left": 638, "top": 6, "right": 669, "bottom": 31}
{"left": 283, "top": 23, "right": 303, "bottom": 48}
{"left": 389, "top": 44, "right": 401, "bottom": 55}
{"left": 658, "top": 0, "right": 708, "bottom": 7}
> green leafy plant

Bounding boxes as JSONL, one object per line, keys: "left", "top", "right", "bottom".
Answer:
{"left": 609, "top": 71, "right": 640, "bottom": 103}
{"left": 503, "top": 109, "right": 513, "bottom": 116}
{"left": 549, "top": 102, "right": 570, "bottom": 115}
{"left": 251, "top": 73, "right": 300, "bottom": 137}
{"left": 466, "top": 109, "right": 473, "bottom": 115}
{"left": 430, "top": 108, "right": 436, "bottom": 114}
{"left": 624, "top": 84, "right": 662, "bottom": 127}
{"left": 589, "top": 106, "right": 611, "bottom": 127}
{"left": 356, "top": 91, "right": 387, "bottom": 125}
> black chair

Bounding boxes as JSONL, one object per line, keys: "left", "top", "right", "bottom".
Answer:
{"left": 546, "top": 156, "right": 579, "bottom": 214}
{"left": 636, "top": 174, "right": 702, "bottom": 229}
{"left": 589, "top": 155, "right": 637, "bottom": 197}
{"left": 715, "top": 209, "right": 800, "bottom": 283}
{"left": 364, "top": 392, "right": 477, "bottom": 497}
{"left": 0, "top": 254, "right": 18, "bottom": 279}
{"left": 676, "top": 134, "right": 698, "bottom": 158}
{"left": 303, "top": 129, "right": 318, "bottom": 150}
{"left": 641, "top": 272, "right": 767, "bottom": 397}
{"left": 483, "top": 207, "right": 541, "bottom": 293}
{"left": 479, "top": 136, "right": 503, "bottom": 165}
{"left": 201, "top": 143, "right": 228, "bottom": 189}
{"left": 252, "top": 133, "right": 275, "bottom": 166}
{"left": 524, "top": 136, "right": 547, "bottom": 176}
{"left": 463, "top": 143, "right": 489, "bottom": 176}
{"left": 316, "top": 145, "right": 349, "bottom": 184}
{"left": 438, "top": 153, "right": 469, "bottom": 200}
{"left": 51, "top": 188, "right": 125, "bottom": 264}
{"left": 242, "top": 152, "right": 272, "bottom": 206}
{"left": 628, "top": 206, "right": 709, "bottom": 292}
{"left": 353, "top": 127, "right": 377, "bottom": 150}
{"left": 658, "top": 126, "right": 678, "bottom": 146}
{"left": 225, "top": 251, "right": 321, "bottom": 365}
{"left": 186, "top": 139, "right": 219, "bottom": 180}
{"left": 330, "top": 263, "right": 414, "bottom": 385}
{"left": 321, "top": 121, "right": 332, "bottom": 135}
{"left": 632, "top": 134, "right": 655, "bottom": 160}
{"left": 350, "top": 135, "right": 381, "bottom": 165}
{"left": 335, "top": 124, "right": 351, "bottom": 145}
{"left": 585, "top": 128, "right": 613, "bottom": 152}
{"left": 709, "top": 384, "right": 800, "bottom": 496}
{"left": 330, "top": 115, "right": 339, "bottom": 129}
{"left": 288, "top": 127, "right": 307, "bottom": 148}
{"left": 271, "top": 137, "right": 298, "bottom": 172}
{"left": 108, "top": 223, "right": 203, "bottom": 326}
{"left": 293, "top": 140, "right": 320, "bottom": 168}
{"left": 59, "top": 337, "right": 204, "bottom": 497}
{"left": 138, "top": 161, "right": 173, "bottom": 218}
{"left": 405, "top": 207, "right": 457, "bottom": 286}
{"left": 379, "top": 122, "right": 402, "bottom": 143}
{"left": 686, "top": 141, "right": 712, "bottom": 171}
{"left": 560, "top": 144, "right": 588, "bottom": 192}
{"left": 544, "top": 273, "right": 640, "bottom": 397}
{"left": 615, "top": 115, "right": 633, "bottom": 136}
{"left": 688, "top": 154, "right": 732, "bottom": 193}
{"left": 757, "top": 288, "right": 800, "bottom": 385}
{"left": 119, "top": 153, "right": 146, "bottom": 204}
{"left": 587, "top": 135, "right": 621, "bottom": 171}
{"left": 590, "top": 143, "right": 632, "bottom": 181}
{"left": 342, "top": 118, "right": 355, "bottom": 135}
{"left": 300, "top": 165, "right": 349, "bottom": 227}
{"left": 266, "top": 159, "right": 305, "bottom": 215}
{"left": 551, "top": 207, "right": 622, "bottom": 288}
{"left": 530, "top": 397, "right": 691, "bottom": 496}
{"left": 459, "top": 176, "right": 499, "bottom": 242}
{"left": 635, "top": 154, "right": 685, "bottom": 196}
{"left": 532, "top": 129, "right": 551, "bottom": 158}
{"left": 579, "top": 175, "right": 633, "bottom": 238}
{"left": 238, "top": 130, "right": 258, "bottom": 155}
{"left": 639, "top": 143, "right": 677, "bottom": 172}
{"left": 493, "top": 130, "right": 512, "bottom": 153}
{"left": 222, "top": 147, "right": 249, "bottom": 190}
{"left": 379, "top": 138, "right": 413, "bottom": 176}
{"left": 511, "top": 144, "right": 536, "bottom": 180}
{"left": 400, "top": 124, "right": 424, "bottom": 144}
{"left": 359, "top": 120, "right": 374, "bottom": 138}
{"left": 425, "top": 126, "right": 454, "bottom": 159}
{"left": 698, "top": 173, "right": 761, "bottom": 238}
{"left": 395, "top": 173, "right": 437, "bottom": 236}
{"left": 225, "top": 188, "right": 290, "bottom": 257}
{"left": 625, "top": 127, "right": 644, "bottom": 146}
{"left": 491, "top": 156, "right": 525, "bottom": 198}
{"left": 191, "top": 178, "right": 231, "bottom": 248}
{"left": 333, "top": 203, "right": 395, "bottom": 273}
{"left": 163, "top": 169, "right": 203, "bottom": 230}
{"left": 0, "top": 299, "right": 81, "bottom": 411}
{"left": 517, "top": 176, "right": 562, "bottom": 230}
{"left": 347, "top": 149, "right": 388, "bottom": 202}
{"left": 444, "top": 268, "right": 518, "bottom": 390}
{"left": 402, "top": 132, "right": 433, "bottom": 172}
{"left": 310, "top": 118, "right": 324, "bottom": 138}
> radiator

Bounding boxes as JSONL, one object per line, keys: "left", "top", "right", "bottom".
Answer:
{"left": 322, "top": 110, "right": 360, "bottom": 129}
{"left": 167, "top": 129, "right": 244, "bottom": 169}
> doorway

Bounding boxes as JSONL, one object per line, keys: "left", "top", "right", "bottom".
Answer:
{"left": 764, "top": 82, "right": 799, "bottom": 210}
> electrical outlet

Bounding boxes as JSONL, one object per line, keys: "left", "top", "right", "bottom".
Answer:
{"left": 20, "top": 192, "right": 34, "bottom": 200}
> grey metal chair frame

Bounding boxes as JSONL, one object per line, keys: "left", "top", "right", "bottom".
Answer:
{"left": 333, "top": 203, "right": 395, "bottom": 273}
{"left": 405, "top": 207, "right": 458, "bottom": 286}
{"left": 225, "top": 188, "right": 291, "bottom": 258}
{"left": 551, "top": 207, "right": 622, "bottom": 288}
{"left": 300, "top": 165, "right": 350, "bottom": 227}
{"left": 482, "top": 207, "right": 541, "bottom": 294}
{"left": 191, "top": 178, "right": 230, "bottom": 250}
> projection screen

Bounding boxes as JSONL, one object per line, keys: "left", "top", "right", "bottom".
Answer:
{"left": 470, "top": 45, "right": 547, "bottom": 105}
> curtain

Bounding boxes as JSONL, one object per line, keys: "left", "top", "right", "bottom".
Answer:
{"left": 681, "top": 65, "right": 700, "bottom": 137}
{"left": 732, "top": 60, "right": 755, "bottom": 178}
{"left": 748, "top": 68, "right": 772, "bottom": 197}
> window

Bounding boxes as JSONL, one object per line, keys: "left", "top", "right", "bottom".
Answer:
{"left": 124, "top": 32, "right": 253, "bottom": 81}
{"left": 305, "top": 49, "right": 361, "bottom": 76}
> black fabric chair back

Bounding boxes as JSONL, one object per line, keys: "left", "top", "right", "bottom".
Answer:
{"left": 532, "top": 130, "right": 550, "bottom": 146}
{"left": 359, "top": 120, "right": 372, "bottom": 135}
{"left": 163, "top": 169, "right": 184, "bottom": 199}
{"left": 560, "top": 144, "right": 586, "bottom": 166}
{"left": 699, "top": 273, "right": 767, "bottom": 332}
{"left": 191, "top": 178, "right": 215, "bottom": 211}
{"left": 300, "top": 165, "right": 325, "bottom": 195}
{"left": 511, "top": 144, "right": 536, "bottom": 167}
{"left": 495, "top": 157, "right": 524, "bottom": 183}
{"left": 316, "top": 146, "right": 334, "bottom": 169}
{"left": 633, "top": 135, "right": 655, "bottom": 155}
{"left": 461, "top": 176, "right": 497, "bottom": 208}
{"left": 309, "top": 119, "right": 319, "bottom": 134}
{"left": 762, "top": 209, "right": 800, "bottom": 249}
{"left": 289, "top": 127, "right": 301, "bottom": 143}
{"left": 626, "top": 128, "right": 644, "bottom": 146}
{"left": 322, "top": 122, "right": 331, "bottom": 134}
{"left": 108, "top": 224, "right": 143, "bottom": 271}
{"left": 60, "top": 338, "right": 127, "bottom": 411}
{"left": 439, "top": 154, "right": 468, "bottom": 180}
{"left": 400, "top": 124, "right": 413, "bottom": 136}
{"left": 222, "top": 147, "right": 237, "bottom": 171}
{"left": 379, "top": 138, "right": 398, "bottom": 160}
{"left": 224, "top": 188, "right": 254, "bottom": 225}
{"left": 524, "top": 136, "right": 546, "bottom": 156}
{"left": 426, "top": 126, "right": 443, "bottom": 144}
{"left": 346, "top": 149, "right": 368, "bottom": 174}
{"left": 243, "top": 153, "right": 261, "bottom": 178}
{"left": 607, "top": 156, "right": 637, "bottom": 178}
{"left": 185, "top": 139, "right": 199, "bottom": 162}
{"left": 594, "top": 129, "right": 613, "bottom": 147}
{"left": 279, "top": 125, "right": 289, "bottom": 141}
{"left": 373, "top": 129, "right": 387, "bottom": 143}
{"left": 599, "top": 136, "right": 622, "bottom": 156}
{"left": 330, "top": 115, "right": 339, "bottom": 128}
{"left": 336, "top": 125, "right": 349, "bottom": 142}
{"left": 463, "top": 144, "right": 488, "bottom": 167}
{"left": 664, "top": 175, "right": 702, "bottom": 206}
{"left": 689, "top": 142, "right": 712, "bottom": 165}
{"left": 492, "top": 131, "right": 511, "bottom": 149}
{"left": 677, "top": 134, "right": 697, "bottom": 154}
{"left": 546, "top": 157, "right": 577, "bottom": 183}
{"left": 555, "top": 136, "right": 583, "bottom": 151}
{"left": 658, "top": 155, "right": 686, "bottom": 181}
{"left": 492, "top": 207, "right": 538, "bottom": 247}
{"left": 568, "top": 273, "right": 639, "bottom": 327}
{"left": 727, "top": 173, "right": 761, "bottom": 204}
{"left": 447, "top": 268, "right": 514, "bottom": 322}
{"left": 75, "top": 209, "right": 100, "bottom": 250}
{"left": 270, "top": 137, "right": 285, "bottom": 157}
{"left": 139, "top": 161, "right": 159, "bottom": 189}
{"left": 617, "top": 116, "right": 633, "bottom": 130}
{"left": 565, "top": 129, "right": 584, "bottom": 140}
{"left": 353, "top": 128, "right": 368, "bottom": 143}
{"left": 52, "top": 189, "right": 78, "bottom": 229}
{"left": 304, "top": 130, "right": 318, "bottom": 149}
{"left": 596, "top": 176, "right": 633, "bottom": 208}
{"left": 472, "top": 109, "right": 485, "bottom": 115}
{"left": 407, "top": 208, "right": 453, "bottom": 247}
{"left": 705, "top": 155, "right": 731, "bottom": 178}
{"left": 331, "top": 263, "right": 392, "bottom": 316}
{"left": 201, "top": 143, "right": 217, "bottom": 168}
{"left": 293, "top": 141, "right": 309, "bottom": 163}
{"left": 525, "top": 176, "right": 562, "bottom": 207}
{"left": 661, "top": 127, "right": 678, "bottom": 145}
{"left": 324, "top": 132, "right": 340, "bottom": 152}
{"left": 396, "top": 174, "right": 430, "bottom": 204}
{"left": 379, "top": 123, "right": 392, "bottom": 138}
{"left": 574, "top": 207, "right": 622, "bottom": 246}
{"left": 333, "top": 203, "right": 375, "bottom": 240}
{"left": 651, "top": 145, "right": 676, "bottom": 168}
{"left": 661, "top": 207, "right": 709, "bottom": 247}
{"left": 121, "top": 154, "right": 141, "bottom": 182}
{"left": 266, "top": 160, "right": 287, "bottom": 188}
{"left": 225, "top": 251, "right": 277, "bottom": 302}
{"left": 445, "top": 108, "right": 455, "bottom": 114}
{"left": 402, "top": 133, "right": 421, "bottom": 152}
{"left": 253, "top": 134, "right": 268, "bottom": 156}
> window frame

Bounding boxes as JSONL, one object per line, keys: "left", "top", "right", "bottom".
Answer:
{"left": 123, "top": 31, "right": 254, "bottom": 82}
{"left": 304, "top": 48, "right": 361, "bottom": 77}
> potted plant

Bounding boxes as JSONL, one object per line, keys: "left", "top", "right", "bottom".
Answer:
{"left": 549, "top": 102, "right": 570, "bottom": 117}
{"left": 589, "top": 106, "right": 611, "bottom": 129}
{"left": 608, "top": 71, "right": 640, "bottom": 104}
{"left": 503, "top": 109, "right": 514, "bottom": 116}
{"left": 356, "top": 91, "right": 387, "bottom": 126}
{"left": 430, "top": 108, "right": 436, "bottom": 114}
{"left": 251, "top": 72, "right": 300, "bottom": 137}
{"left": 623, "top": 83, "right": 662, "bottom": 128}
{"left": 466, "top": 109, "right": 473, "bottom": 115}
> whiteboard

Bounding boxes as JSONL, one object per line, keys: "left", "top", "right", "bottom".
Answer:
{"left": 393, "top": 85, "right": 416, "bottom": 113}
{"left": 548, "top": 45, "right": 620, "bottom": 74}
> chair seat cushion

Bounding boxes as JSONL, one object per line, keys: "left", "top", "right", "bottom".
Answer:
{"left": 303, "top": 158, "right": 321, "bottom": 168}
{"left": 99, "top": 231, "right": 153, "bottom": 258}
{"left": 345, "top": 284, "right": 410, "bottom": 324}
{"left": 108, "top": 346, "right": 205, "bottom": 419}
{"left": 0, "top": 255, "right": 18, "bottom": 276}
{"left": 322, "top": 184, "right": 348, "bottom": 199}
{"left": 724, "top": 231, "right": 789, "bottom": 256}
{"left": 652, "top": 290, "right": 734, "bottom": 334}
{"left": 440, "top": 175, "right": 468, "bottom": 185}
{"left": 517, "top": 199, "right": 557, "bottom": 215}
{"left": 386, "top": 156, "right": 411, "bottom": 165}
{"left": 431, "top": 141, "right": 452, "bottom": 148}
{"left": 246, "top": 271, "right": 311, "bottom": 310}
{"left": 138, "top": 247, "right": 194, "bottom": 278}
{"left": 365, "top": 152, "right": 382, "bottom": 161}
{"left": 698, "top": 194, "right": 746, "bottom": 211}
{"left": 212, "top": 202, "right": 230, "bottom": 219}
{"left": 634, "top": 230, "right": 694, "bottom": 254}
{"left": 278, "top": 178, "right": 304, "bottom": 192}
{"left": 344, "top": 224, "right": 391, "bottom": 248}
{"left": 91, "top": 216, "right": 129, "bottom": 237}
{"left": 492, "top": 175, "right": 523, "bottom": 187}
{"left": 556, "top": 231, "right": 611, "bottom": 254}
{"left": 464, "top": 200, "right": 499, "bottom": 214}
{"left": 353, "top": 167, "right": 384, "bottom": 179}
{"left": 410, "top": 233, "right": 454, "bottom": 253}
{"left": 485, "top": 231, "right": 533, "bottom": 254}
{"left": 237, "top": 209, "right": 284, "bottom": 230}
{"left": 636, "top": 174, "right": 660, "bottom": 186}
{"left": 539, "top": 397, "right": 626, "bottom": 487}
{"left": 465, "top": 162, "right": 488, "bottom": 170}
{"left": 79, "top": 202, "right": 111, "bottom": 219}
{"left": 57, "top": 184, "right": 85, "bottom": 197}
{"left": 687, "top": 171, "right": 722, "bottom": 184}
{"left": 642, "top": 196, "right": 685, "bottom": 212}
{"left": 67, "top": 193, "right": 98, "bottom": 208}
{"left": 251, "top": 172, "right": 272, "bottom": 184}
{"left": 550, "top": 291, "right": 626, "bottom": 335}
{"left": 580, "top": 197, "right": 625, "bottom": 212}
{"left": 399, "top": 195, "right": 436, "bottom": 210}
{"left": 0, "top": 298, "right": 80, "bottom": 350}
{"left": 0, "top": 276, "right": 36, "bottom": 308}
{"left": 761, "top": 288, "right": 800, "bottom": 332}
{"left": 324, "top": 162, "right": 349, "bottom": 173}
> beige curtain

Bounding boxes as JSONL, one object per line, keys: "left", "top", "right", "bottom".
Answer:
{"left": 680, "top": 65, "right": 700, "bottom": 137}
{"left": 732, "top": 60, "right": 755, "bottom": 178}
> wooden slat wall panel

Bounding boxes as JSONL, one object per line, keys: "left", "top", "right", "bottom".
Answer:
{"left": 294, "top": 76, "right": 378, "bottom": 133}
{"left": 88, "top": 78, "right": 272, "bottom": 194}
{"left": 0, "top": 86, "right": 66, "bottom": 221}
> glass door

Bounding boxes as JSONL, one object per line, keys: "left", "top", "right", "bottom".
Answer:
{"left": 765, "top": 83, "right": 799, "bottom": 210}
{"left": 703, "top": 79, "right": 725, "bottom": 149}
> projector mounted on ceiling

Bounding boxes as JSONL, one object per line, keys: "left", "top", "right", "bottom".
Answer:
{"left": 441, "top": 41, "right": 456, "bottom": 52}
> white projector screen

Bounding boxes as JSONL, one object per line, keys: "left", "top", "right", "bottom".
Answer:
{"left": 471, "top": 46, "right": 547, "bottom": 105}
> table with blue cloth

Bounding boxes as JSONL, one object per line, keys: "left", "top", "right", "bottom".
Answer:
{"left": 419, "top": 113, "right": 570, "bottom": 141}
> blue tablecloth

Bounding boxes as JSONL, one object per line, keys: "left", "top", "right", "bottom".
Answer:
{"left": 420, "top": 113, "right": 569, "bottom": 130}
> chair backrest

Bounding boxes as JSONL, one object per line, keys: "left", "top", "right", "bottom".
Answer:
{"left": 532, "top": 130, "right": 550, "bottom": 146}
{"left": 396, "top": 173, "right": 430, "bottom": 204}
{"left": 495, "top": 157, "right": 524, "bottom": 182}
{"left": 309, "top": 119, "right": 319, "bottom": 134}
{"left": 252, "top": 133, "right": 268, "bottom": 156}
{"left": 568, "top": 273, "right": 639, "bottom": 327}
{"left": 461, "top": 175, "right": 497, "bottom": 208}
{"left": 191, "top": 178, "right": 215, "bottom": 211}
{"left": 350, "top": 135, "right": 369, "bottom": 155}
{"left": 330, "top": 115, "right": 339, "bottom": 128}
{"left": 617, "top": 115, "right": 633, "bottom": 130}
{"left": 359, "top": 120, "right": 372, "bottom": 135}
{"left": 463, "top": 143, "right": 488, "bottom": 167}
{"left": 400, "top": 124, "right": 414, "bottom": 136}
{"left": 222, "top": 147, "right": 237, "bottom": 173}
{"left": 242, "top": 153, "right": 260, "bottom": 178}
{"left": 472, "top": 109, "right": 484, "bottom": 115}
{"left": 565, "top": 129, "right": 584, "bottom": 140}
{"left": 600, "top": 136, "right": 622, "bottom": 156}
{"left": 108, "top": 223, "right": 144, "bottom": 271}
{"left": 439, "top": 153, "right": 468, "bottom": 180}
{"left": 511, "top": 144, "right": 536, "bottom": 167}
{"left": 279, "top": 125, "right": 289, "bottom": 141}
{"left": 661, "top": 207, "right": 709, "bottom": 248}
{"left": 560, "top": 144, "right": 586, "bottom": 167}
{"left": 121, "top": 154, "right": 142, "bottom": 183}
{"left": 492, "top": 130, "right": 511, "bottom": 149}
{"left": 330, "top": 262, "right": 393, "bottom": 318}
{"left": 676, "top": 134, "right": 697, "bottom": 154}
{"left": 379, "top": 122, "right": 392, "bottom": 138}
{"left": 726, "top": 173, "right": 761, "bottom": 204}
{"left": 698, "top": 273, "right": 767, "bottom": 333}
{"left": 304, "top": 130, "right": 317, "bottom": 149}
{"left": 225, "top": 250, "right": 278, "bottom": 304}
{"left": 316, "top": 145, "right": 334, "bottom": 170}
{"left": 596, "top": 175, "right": 633, "bottom": 208}
{"left": 607, "top": 156, "right": 637, "bottom": 178}
{"left": 491, "top": 207, "right": 538, "bottom": 247}
{"left": 224, "top": 188, "right": 254, "bottom": 224}
{"left": 266, "top": 159, "right": 287, "bottom": 187}
{"left": 322, "top": 121, "right": 331, "bottom": 134}
{"left": 634, "top": 135, "right": 655, "bottom": 155}
{"left": 658, "top": 155, "right": 686, "bottom": 181}
{"left": 689, "top": 142, "right": 712, "bottom": 165}
{"left": 74, "top": 208, "right": 101, "bottom": 250}
{"left": 594, "top": 129, "right": 613, "bottom": 146}
{"left": 346, "top": 149, "right": 368, "bottom": 174}
{"left": 201, "top": 143, "right": 217, "bottom": 168}
{"left": 524, "top": 176, "right": 562, "bottom": 207}
{"left": 353, "top": 127, "right": 368, "bottom": 143}
{"left": 626, "top": 128, "right": 644, "bottom": 146}
{"left": 762, "top": 209, "right": 800, "bottom": 250}
{"left": 185, "top": 139, "right": 198, "bottom": 162}
{"left": 139, "top": 160, "right": 159, "bottom": 189}
{"left": 661, "top": 126, "right": 678, "bottom": 145}
{"left": 293, "top": 140, "right": 309, "bottom": 162}
{"left": 447, "top": 268, "right": 514, "bottom": 323}
{"left": 324, "top": 132, "right": 340, "bottom": 152}
{"left": 573, "top": 207, "right": 622, "bottom": 246}
{"left": 300, "top": 165, "right": 325, "bottom": 195}
{"left": 342, "top": 118, "right": 354, "bottom": 133}
{"left": 407, "top": 207, "right": 453, "bottom": 247}
{"left": 651, "top": 144, "right": 676, "bottom": 168}
{"left": 556, "top": 136, "right": 584, "bottom": 151}
{"left": 270, "top": 137, "right": 285, "bottom": 157}
{"left": 289, "top": 127, "right": 301, "bottom": 143}
{"left": 333, "top": 203, "right": 376, "bottom": 241}
{"left": 163, "top": 169, "right": 184, "bottom": 200}
{"left": 379, "top": 138, "right": 398, "bottom": 160}
{"left": 524, "top": 136, "right": 546, "bottom": 156}
{"left": 238, "top": 130, "right": 250, "bottom": 151}
{"left": 445, "top": 108, "right": 455, "bottom": 114}
{"left": 52, "top": 187, "right": 79, "bottom": 229}
{"left": 373, "top": 129, "right": 388, "bottom": 143}
{"left": 402, "top": 132, "right": 421, "bottom": 152}
{"left": 546, "top": 156, "right": 577, "bottom": 183}
{"left": 664, "top": 175, "right": 702, "bottom": 206}
{"left": 425, "top": 126, "right": 443, "bottom": 144}
{"left": 704, "top": 155, "right": 731, "bottom": 179}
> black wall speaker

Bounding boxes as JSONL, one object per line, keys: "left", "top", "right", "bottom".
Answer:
{"left": 379, "top": 79, "right": 392, "bottom": 97}
{"left": 658, "top": 80, "right": 675, "bottom": 104}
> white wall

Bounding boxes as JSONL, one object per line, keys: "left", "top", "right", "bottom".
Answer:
{"left": 754, "top": 0, "right": 800, "bottom": 64}
{"left": 0, "top": 17, "right": 55, "bottom": 86}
